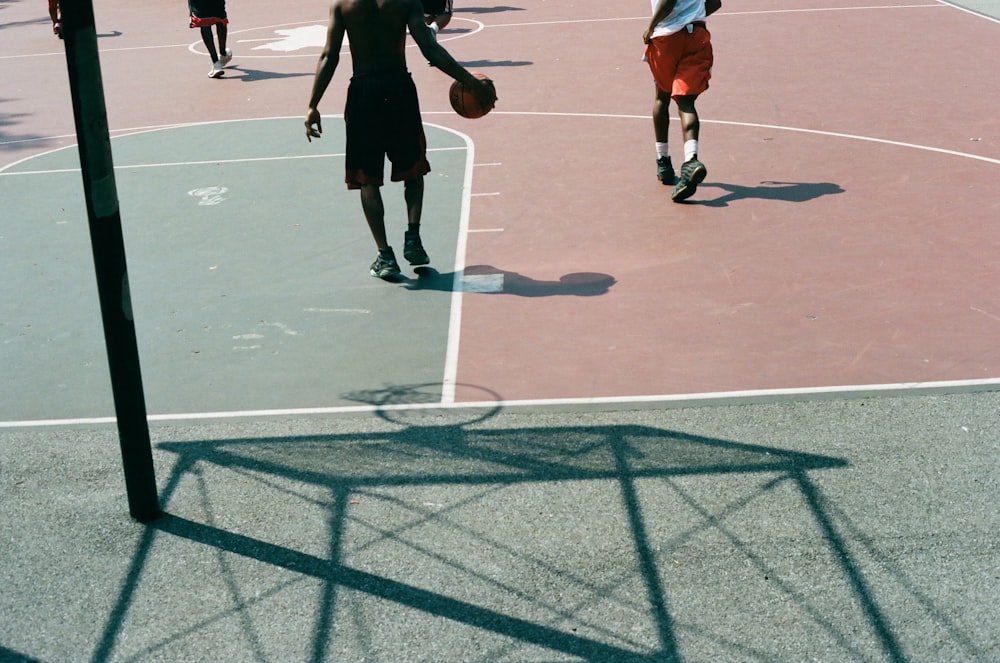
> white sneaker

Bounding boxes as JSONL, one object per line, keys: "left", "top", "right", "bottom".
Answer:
{"left": 208, "top": 61, "right": 224, "bottom": 78}
{"left": 219, "top": 48, "right": 232, "bottom": 67}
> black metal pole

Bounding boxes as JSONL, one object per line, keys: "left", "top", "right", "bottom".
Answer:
{"left": 61, "top": 0, "right": 160, "bottom": 522}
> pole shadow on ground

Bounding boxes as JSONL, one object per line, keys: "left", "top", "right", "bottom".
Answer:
{"left": 88, "top": 390, "right": 922, "bottom": 662}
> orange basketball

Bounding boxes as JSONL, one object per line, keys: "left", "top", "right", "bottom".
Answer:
{"left": 449, "top": 72, "right": 493, "bottom": 119}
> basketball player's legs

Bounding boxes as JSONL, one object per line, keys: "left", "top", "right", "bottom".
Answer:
{"left": 404, "top": 177, "right": 423, "bottom": 228}
{"left": 359, "top": 185, "right": 389, "bottom": 251}
{"left": 199, "top": 26, "right": 219, "bottom": 61}
{"left": 216, "top": 22, "right": 228, "bottom": 56}
{"left": 49, "top": 0, "right": 61, "bottom": 36}
{"left": 653, "top": 86, "right": 671, "bottom": 144}
{"left": 675, "top": 95, "right": 700, "bottom": 144}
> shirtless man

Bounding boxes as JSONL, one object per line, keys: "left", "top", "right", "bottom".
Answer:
{"left": 305, "top": 0, "right": 496, "bottom": 279}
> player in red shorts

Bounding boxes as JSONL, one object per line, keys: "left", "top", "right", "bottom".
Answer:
{"left": 48, "top": 0, "right": 61, "bottom": 38}
{"left": 422, "top": 0, "right": 453, "bottom": 38}
{"left": 189, "top": 0, "right": 233, "bottom": 78}
{"left": 643, "top": 0, "right": 721, "bottom": 202}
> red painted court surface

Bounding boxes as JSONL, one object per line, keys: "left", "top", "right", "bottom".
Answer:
{"left": 2, "top": 0, "right": 1000, "bottom": 421}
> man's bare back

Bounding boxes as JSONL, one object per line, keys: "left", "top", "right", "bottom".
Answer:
{"left": 336, "top": 0, "right": 413, "bottom": 71}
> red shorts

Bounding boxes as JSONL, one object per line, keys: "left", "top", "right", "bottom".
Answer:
{"left": 190, "top": 15, "right": 228, "bottom": 28}
{"left": 645, "top": 24, "right": 713, "bottom": 98}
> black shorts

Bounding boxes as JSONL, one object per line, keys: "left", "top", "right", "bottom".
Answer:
{"left": 344, "top": 68, "right": 430, "bottom": 188}
{"left": 421, "top": 0, "right": 453, "bottom": 16}
{"left": 188, "top": 0, "right": 227, "bottom": 19}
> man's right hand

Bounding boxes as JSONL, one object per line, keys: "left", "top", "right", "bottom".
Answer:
{"left": 472, "top": 77, "right": 498, "bottom": 114}
{"left": 305, "top": 108, "right": 322, "bottom": 142}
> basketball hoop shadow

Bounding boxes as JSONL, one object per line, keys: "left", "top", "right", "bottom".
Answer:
{"left": 89, "top": 399, "right": 908, "bottom": 662}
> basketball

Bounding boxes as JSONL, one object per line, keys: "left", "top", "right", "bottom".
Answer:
{"left": 449, "top": 72, "right": 493, "bottom": 119}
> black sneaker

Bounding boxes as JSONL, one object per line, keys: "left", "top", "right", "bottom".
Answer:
{"left": 656, "top": 156, "right": 675, "bottom": 185}
{"left": 403, "top": 230, "right": 430, "bottom": 266}
{"left": 370, "top": 248, "right": 401, "bottom": 279}
{"left": 671, "top": 157, "right": 707, "bottom": 202}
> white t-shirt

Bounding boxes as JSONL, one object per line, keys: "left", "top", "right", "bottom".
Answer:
{"left": 649, "top": 0, "right": 707, "bottom": 38}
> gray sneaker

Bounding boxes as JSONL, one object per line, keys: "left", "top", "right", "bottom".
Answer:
{"left": 403, "top": 230, "right": 430, "bottom": 265}
{"left": 671, "top": 157, "right": 707, "bottom": 202}
{"left": 656, "top": 156, "right": 675, "bottom": 185}
{"left": 370, "top": 249, "right": 401, "bottom": 279}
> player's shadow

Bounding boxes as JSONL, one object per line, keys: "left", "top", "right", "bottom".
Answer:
{"left": 0, "top": 102, "right": 46, "bottom": 145}
{"left": 224, "top": 66, "right": 313, "bottom": 82}
{"left": 404, "top": 265, "right": 616, "bottom": 296}
{"left": 686, "top": 181, "right": 844, "bottom": 207}
{"left": 457, "top": 58, "right": 534, "bottom": 68}
{"left": 456, "top": 5, "right": 527, "bottom": 13}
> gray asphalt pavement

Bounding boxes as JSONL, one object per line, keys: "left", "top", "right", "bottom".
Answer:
{"left": 2, "top": 390, "right": 997, "bottom": 662}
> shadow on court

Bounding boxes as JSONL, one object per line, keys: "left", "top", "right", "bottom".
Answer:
{"left": 220, "top": 66, "right": 314, "bottom": 82}
{"left": 688, "top": 181, "right": 845, "bottom": 207}
{"left": 404, "top": 266, "right": 617, "bottom": 296}
{"left": 457, "top": 6, "right": 527, "bottom": 14}
{"left": 80, "top": 399, "right": 931, "bottom": 663}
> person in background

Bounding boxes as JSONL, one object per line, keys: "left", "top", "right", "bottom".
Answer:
{"left": 189, "top": 0, "right": 233, "bottom": 78}
{"left": 422, "top": 0, "right": 453, "bottom": 39}
{"left": 48, "top": 0, "right": 61, "bottom": 38}
{"left": 643, "top": 0, "right": 721, "bottom": 202}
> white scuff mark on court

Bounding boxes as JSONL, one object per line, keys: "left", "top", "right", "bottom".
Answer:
{"left": 461, "top": 273, "right": 504, "bottom": 293}
{"left": 233, "top": 333, "right": 265, "bottom": 340}
{"left": 233, "top": 345, "right": 262, "bottom": 351}
{"left": 471, "top": 192, "right": 500, "bottom": 197}
{"left": 251, "top": 26, "right": 330, "bottom": 52}
{"left": 260, "top": 321, "right": 301, "bottom": 336}
{"left": 970, "top": 306, "right": 1000, "bottom": 322}
{"left": 188, "top": 186, "right": 228, "bottom": 206}
{"left": 304, "top": 308, "right": 371, "bottom": 314}
{"left": 468, "top": 228, "right": 504, "bottom": 233}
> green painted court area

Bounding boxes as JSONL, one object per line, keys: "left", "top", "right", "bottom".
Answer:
{"left": 1, "top": 118, "right": 472, "bottom": 421}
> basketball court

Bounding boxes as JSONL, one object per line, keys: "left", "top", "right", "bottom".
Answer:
{"left": 1, "top": 1, "right": 999, "bottom": 661}
{"left": 3, "top": 0, "right": 998, "bottom": 424}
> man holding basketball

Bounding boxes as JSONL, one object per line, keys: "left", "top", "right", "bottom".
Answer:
{"left": 305, "top": 0, "right": 495, "bottom": 279}
{"left": 644, "top": 0, "right": 721, "bottom": 202}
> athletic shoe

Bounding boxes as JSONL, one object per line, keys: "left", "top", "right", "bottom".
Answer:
{"left": 671, "top": 157, "right": 707, "bottom": 202}
{"left": 403, "top": 230, "right": 430, "bottom": 265}
{"left": 656, "top": 156, "right": 675, "bottom": 185}
{"left": 219, "top": 48, "right": 232, "bottom": 67}
{"left": 208, "top": 61, "right": 224, "bottom": 78}
{"left": 370, "top": 249, "right": 401, "bottom": 279}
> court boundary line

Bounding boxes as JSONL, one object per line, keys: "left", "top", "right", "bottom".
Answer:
{"left": 6, "top": 112, "right": 997, "bottom": 170}
{"left": 2, "top": 378, "right": 998, "bottom": 429}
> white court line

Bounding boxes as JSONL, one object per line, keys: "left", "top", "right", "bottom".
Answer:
{"left": 486, "top": 4, "right": 945, "bottom": 28}
{"left": 479, "top": 111, "right": 1000, "bottom": 167}
{"left": 937, "top": 0, "right": 1000, "bottom": 23}
{"left": 0, "top": 145, "right": 467, "bottom": 176}
{"left": 3, "top": 378, "right": 999, "bottom": 429}
{"left": 423, "top": 122, "right": 476, "bottom": 405}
